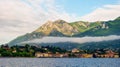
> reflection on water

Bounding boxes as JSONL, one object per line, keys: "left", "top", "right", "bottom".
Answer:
{"left": 0, "top": 58, "right": 120, "bottom": 67}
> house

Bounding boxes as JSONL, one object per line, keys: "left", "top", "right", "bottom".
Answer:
{"left": 35, "top": 52, "right": 53, "bottom": 58}
{"left": 1, "top": 45, "right": 10, "bottom": 50}
{"left": 35, "top": 52, "right": 44, "bottom": 57}
{"left": 18, "top": 46, "right": 25, "bottom": 51}
{"left": 63, "top": 53, "right": 69, "bottom": 57}
{"left": 72, "top": 48, "right": 79, "bottom": 53}
{"left": 105, "top": 50, "right": 115, "bottom": 58}
{"left": 53, "top": 54, "right": 65, "bottom": 58}
{"left": 12, "top": 50, "right": 17, "bottom": 53}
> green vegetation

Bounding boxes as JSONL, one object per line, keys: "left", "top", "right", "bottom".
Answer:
{"left": 74, "top": 18, "right": 120, "bottom": 36}
{"left": 0, "top": 44, "right": 120, "bottom": 58}
{"left": 69, "top": 21, "right": 101, "bottom": 33}
{"left": 0, "top": 44, "right": 34, "bottom": 57}
{"left": 0, "top": 44, "right": 67, "bottom": 57}
{"left": 40, "top": 39, "right": 120, "bottom": 51}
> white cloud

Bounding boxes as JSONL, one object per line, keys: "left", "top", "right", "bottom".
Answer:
{"left": 0, "top": 0, "right": 77, "bottom": 44}
{"left": 80, "top": 4, "right": 120, "bottom": 22}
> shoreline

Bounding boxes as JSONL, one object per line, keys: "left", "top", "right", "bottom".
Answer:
{"left": 0, "top": 57, "right": 119, "bottom": 58}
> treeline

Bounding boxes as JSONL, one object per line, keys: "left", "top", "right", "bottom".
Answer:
{"left": 0, "top": 44, "right": 120, "bottom": 58}
{"left": 0, "top": 44, "right": 66, "bottom": 57}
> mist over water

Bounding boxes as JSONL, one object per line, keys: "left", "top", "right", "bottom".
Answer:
{"left": 21, "top": 35, "right": 120, "bottom": 44}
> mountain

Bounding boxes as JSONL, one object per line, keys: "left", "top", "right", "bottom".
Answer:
{"left": 35, "top": 16, "right": 120, "bottom": 37}
{"left": 39, "top": 39, "right": 120, "bottom": 50}
{"left": 34, "top": 20, "right": 78, "bottom": 36}
{"left": 74, "top": 17, "right": 120, "bottom": 36}
{"left": 9, "top": 17, "right": 120, "bottom": 47}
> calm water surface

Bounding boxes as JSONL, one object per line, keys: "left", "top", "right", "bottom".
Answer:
{"left": 0, "top": 58, "right": 120, "bottom": 67}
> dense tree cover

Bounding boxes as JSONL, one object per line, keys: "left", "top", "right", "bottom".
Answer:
{"left": 0, "top": 44, "right": 34, "bottom": 57}
{"left": 39, "top": 39, "right": 120, "bottom": 52}
{"left": 0, "top": 44, "right": 120, "bottom": 58}
{"left": 0, "top": 44, "right": 67, "bottom": 57}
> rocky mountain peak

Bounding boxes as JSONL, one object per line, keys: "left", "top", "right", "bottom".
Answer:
{"left": 54, "top": 19, "right": 67, "bottom": 24}
{"left": 33, "top": 19, "right": 79, "bottom": 36}
{"left": 43, "top": 20, "right": 53, "bottom": 26}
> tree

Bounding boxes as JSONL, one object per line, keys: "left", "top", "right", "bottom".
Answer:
{"left": 92, "top": 53, "right": 98, "bottom": 58}
{"left": 118, "top": 49, "right": 120, "bottom": 58}
{"left": 1, "top": 51, "right": 12, "bottom": 57}
{"left": 25, "top": 44, "right": 30, "bottom": 52}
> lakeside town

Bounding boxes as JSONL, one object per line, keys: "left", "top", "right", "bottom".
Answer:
{"left": 0, "top": 44, "right": 120, "bottom": 58}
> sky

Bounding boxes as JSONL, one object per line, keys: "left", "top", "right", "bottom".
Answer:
{"left": 0, "top": 0, "right": 120, "bottom": 44}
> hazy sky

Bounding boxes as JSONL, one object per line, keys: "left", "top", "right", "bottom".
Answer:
{"left": 0, "top": 0, "right": 120, "bottom": 44}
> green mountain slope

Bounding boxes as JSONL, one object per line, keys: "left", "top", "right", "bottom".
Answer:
{"left": 33, "top": 39, "right": 120, "bottom": 50}
{"left": 9, "top": 16, "right": 120, "bottom": 46}
{"left": 9, "top": 32, "right": 45, "bottom": 46}
{"left": 74, "top": 17, "right": 120, "bottom": 36}
{"left": 69, "top": 21, "right": 101, "bottom": 35}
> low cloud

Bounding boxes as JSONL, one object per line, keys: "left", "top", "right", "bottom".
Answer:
{"left": 21, "top": 35, "right": 120, "bottom": 44}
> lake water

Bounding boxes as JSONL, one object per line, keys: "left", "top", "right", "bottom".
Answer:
{"left": 0, "top": 58, "right": 120, "bottom": 67}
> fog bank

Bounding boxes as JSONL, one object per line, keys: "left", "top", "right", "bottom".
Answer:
{"left": 21, "top": 35, "right": 120, "bottom": 44}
